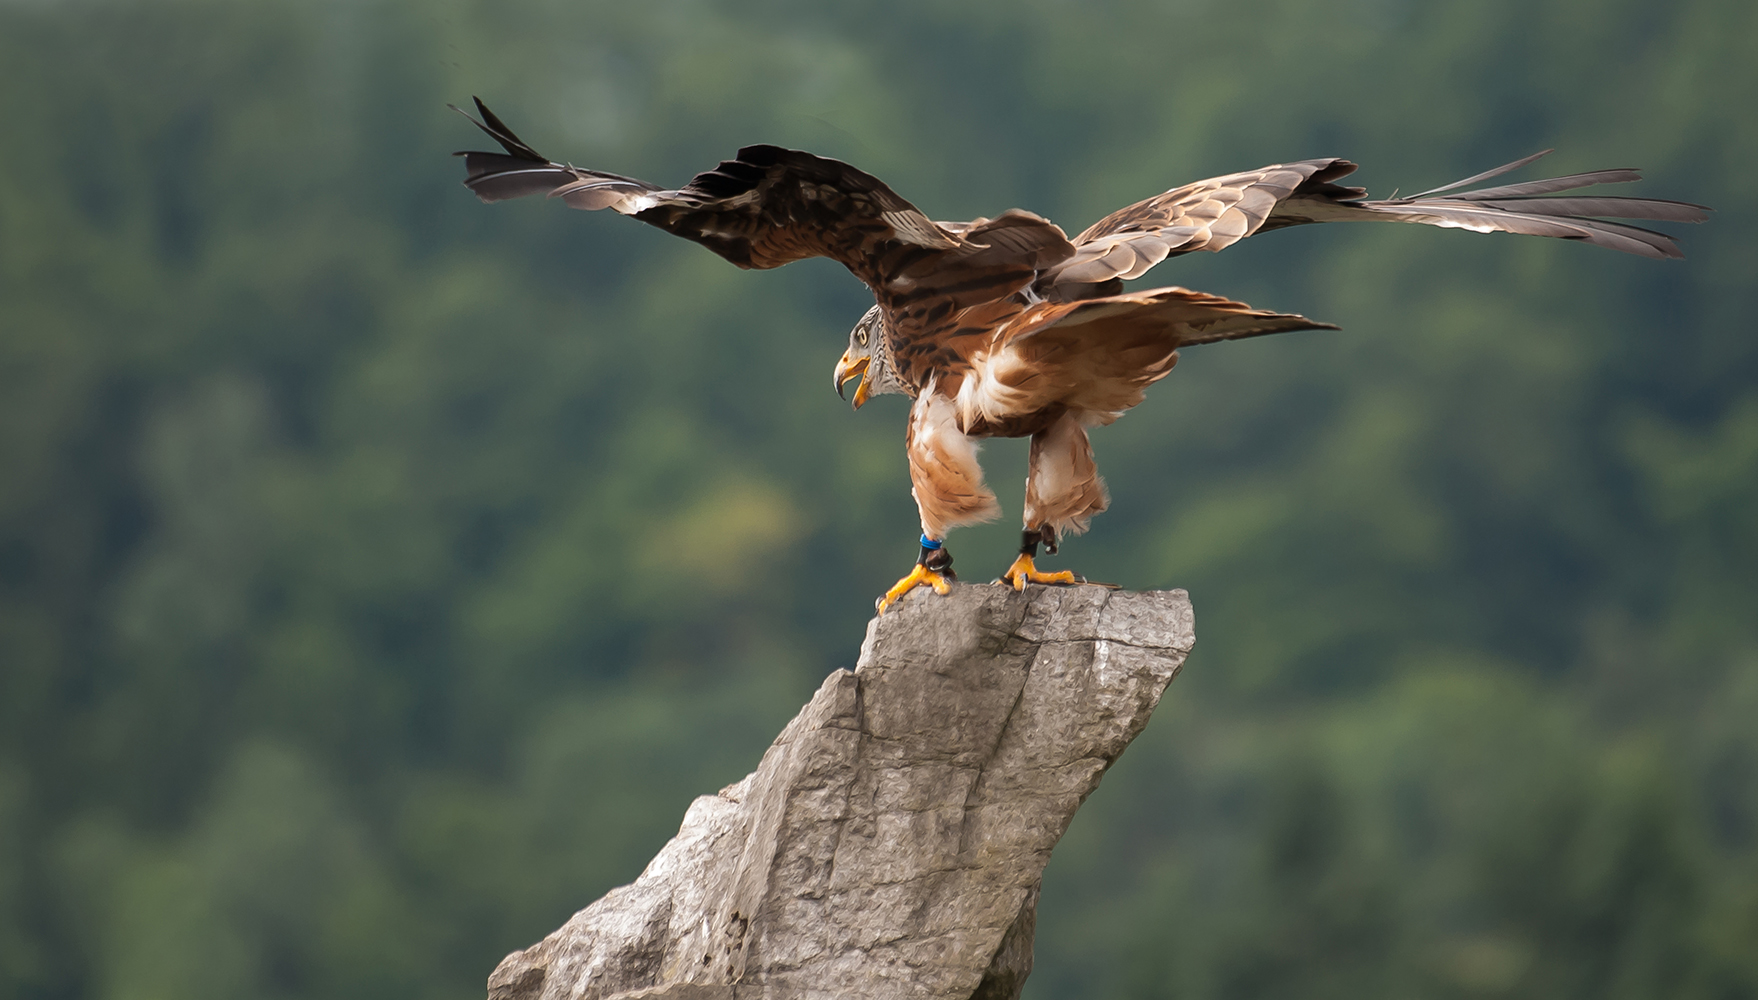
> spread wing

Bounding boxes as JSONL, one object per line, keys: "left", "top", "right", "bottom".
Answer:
{"left": 1044, "top": 151, "right": 1710, "bottom": 293}
{"left": 453, "top": 99, "right": 1072, "bottom": 311}
{"left": 956, "top": 287, "right": 1337, "bottom": 429}
{"left": 1044, "top": 161, "right": 1363, "bottom": 288}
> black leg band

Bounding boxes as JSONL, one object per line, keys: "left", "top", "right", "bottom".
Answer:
{"left": 918, "top": 544, "right": 956, "bottom": 579}
{"left": 1024, "top": 525, "right": 1059, "bottom": 556}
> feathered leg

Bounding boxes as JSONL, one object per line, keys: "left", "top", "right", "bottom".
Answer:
{"left": 878, "top": 389, "right": 1000, "bottom": 613}
{"left": 1003, "top": 412, "right": 1108, "bottom": 590}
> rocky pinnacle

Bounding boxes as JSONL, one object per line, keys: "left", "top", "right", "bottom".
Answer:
{"left": 487, "top": 584, "right": 1195, "bottom": 1000}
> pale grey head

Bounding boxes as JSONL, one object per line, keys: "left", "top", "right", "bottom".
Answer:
{"left": 832, "top": 305, "right": 911, "bottom": 408}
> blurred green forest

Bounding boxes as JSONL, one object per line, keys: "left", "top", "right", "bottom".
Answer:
{"left": 1, "top": 0, "right": 1755, "bottom": 997}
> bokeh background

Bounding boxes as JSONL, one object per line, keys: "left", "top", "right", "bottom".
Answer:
{"left": 2, "top": 0, "right": 1755, "bottom": 997}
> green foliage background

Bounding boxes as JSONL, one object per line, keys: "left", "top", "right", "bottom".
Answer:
{"left": 1, "top": 0, "right": 1754, "bottom": 997}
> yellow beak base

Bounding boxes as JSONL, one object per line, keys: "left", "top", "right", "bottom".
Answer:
{"left": 834, "top": 353, "right": 872, "bottom": 409}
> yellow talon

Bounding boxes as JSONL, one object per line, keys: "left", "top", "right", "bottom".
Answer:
{"left": 876, "top": 562, "right": 953, "bottom": 614}
{"left": 1000, "top": 552, "right": 1080, "bottom": 591}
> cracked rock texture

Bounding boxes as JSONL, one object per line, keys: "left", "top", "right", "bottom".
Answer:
{"left": 486, "top": 584, "right": 1194, "bottom": 1000}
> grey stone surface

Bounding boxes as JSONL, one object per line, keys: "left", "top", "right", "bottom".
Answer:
{"left": 487, "top": 584, "right": 1194, "bottom": 1000}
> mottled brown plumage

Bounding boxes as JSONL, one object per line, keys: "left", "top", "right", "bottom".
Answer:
{"left": 453, "top": 98, "right": 1707, "bottom": 609}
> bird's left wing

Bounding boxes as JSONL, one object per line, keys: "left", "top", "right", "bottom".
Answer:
{"left": 1042, "top": 161, "right": 1359, "bottom": 288}
{"left": 456, "top": 99, "right": 975, "bottom": 286}
{"left": 1043, "top": 152, "right": 1709, "bottom": 294}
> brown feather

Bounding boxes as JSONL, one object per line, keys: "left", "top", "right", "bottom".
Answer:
{"left": 1040, "top": 161, "right": 1346, "bottom": 294}
{"left": 946, "top": 287, "right": 1334, "bottom": 434}
{"left": 904, "top": 389, "right": 1000, "bottom": 538}
{"left": 1024, "top": 414, "right": 1108, "bottom": 538}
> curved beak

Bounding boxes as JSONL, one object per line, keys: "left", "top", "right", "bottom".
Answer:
{"left": 834, "top": 351, "right": 871, "bottom": 409}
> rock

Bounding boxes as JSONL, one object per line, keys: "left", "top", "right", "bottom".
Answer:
{"left": 487, "top": 584, "right": 1195, "bottom": 1000}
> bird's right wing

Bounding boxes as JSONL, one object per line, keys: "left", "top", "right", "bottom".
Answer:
{"left": 454, "top": 99, "right": 1072, "bottom": 316}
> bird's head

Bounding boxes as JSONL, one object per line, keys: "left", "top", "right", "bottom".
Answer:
{"left": 833, "top": 305, "right": 906, "bottom": 409}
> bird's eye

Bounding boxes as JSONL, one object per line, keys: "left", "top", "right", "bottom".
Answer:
{"left": 857, "top": 329, "right": 869, "bottom": 346}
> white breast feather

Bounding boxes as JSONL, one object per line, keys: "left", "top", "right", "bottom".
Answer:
{"left": 955, "top": 348, "right": 1041, "bottom": 429}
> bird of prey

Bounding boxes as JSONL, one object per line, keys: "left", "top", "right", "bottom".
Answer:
{"left": 452, "top": 98, "right": 1707, "bottom": 612}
